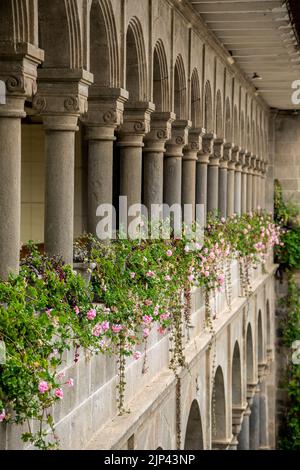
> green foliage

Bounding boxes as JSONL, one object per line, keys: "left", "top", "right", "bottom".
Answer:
{"left": 0, "top": 213, "right": 281, "bottom": 449}
{"left": 275, "top": 180, "right": 300, "bottom": 450}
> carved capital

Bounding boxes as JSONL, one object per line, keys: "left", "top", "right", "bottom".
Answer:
{"left": 165, "top": 119, "right": 191, "bottom": 157}
{"left": 119, "top": 101, "right": 155, "bottom": 138}
{"left": 0, "top": 43, "right": 43, "bottom": 117}
{"left": 212, "top": 138, "right": 224, "bottom": 160}
{"left": 33, "top": 68, "right": 93, "bottom": 118}
{"left": 223, "top": 142, "right": 234, "bottom": 161}
{"left": 84, "top": 87, "right": 128, "bottom": 128}
{"left": 201, "top": 132, "right": 215, "bottom": 157}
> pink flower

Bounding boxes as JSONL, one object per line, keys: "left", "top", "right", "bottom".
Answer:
{"left": 93, "top": 323, "right": 102, "bottom": 337}
{"left": 38, "top": 381, "right": 49, "bottom": 394}
{"left": 142, "top": 315, "right": 152, "bottom": 325}
{"left": 143, "top": 328, "right": 150, "bottom": 338}
{"left": 87, "top": 309, "right": 96, "bottom": 321}
{"left": 188, "top": 274, "right": 194, "bottom": 282}
{"left": 157, "top": 326, "right": 166, "bottom": 335}
{"left": 160, "top": 312, "right": 170, "bottom": 321}
{"left": 221, "top": 217, "right": 226, "bottom": 223}
{"left": 54, "top": 388, "right": 64, "bottom": 399}
{"left": 205, "top": 271, "right": 210, "bottom": 277}
{"left": 112, "top": 324, "right": 123, "bottom": 333}
{"left": 166, "top": 249, "right": 173, "bottom": 257}
{"left": 146, "top": 271, "right": 155, "bottom": 278}
{"left": 184, "top": 245, "right": 190, "bottom": 253}
{"left": 130, "top": 272, "right": 136, "bottom": 279}
{"left": 66, "top": 378, "right": 74, "bottom": 388}
{"left": 0, "top": 410, "right": 6, "bottom": 422}
{"left": 57, "top": 371, "right": 66, "bottom": 380}
{"left": 218, "top": 274, "right": 225, "bottom": 285}
{"left": 74, "top": 306, "right": 80, "bottom": 315}
{"left": 164, "top": 275, "right": 171, "bottom": 281}
{"left": 45, "top": 308, "right": 53, "bottom": 318}
{"left": 144, "top": 299, "right": 153, "bottom": 306}
{"left": 101, "top": 320, "right": 110, "bottom": 332}
{"left": 133, "top": 351, "right": 142, "bottom": 360}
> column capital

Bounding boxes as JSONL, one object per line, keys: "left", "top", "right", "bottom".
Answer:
{"left": 201, "top": 132, "right": 216, "bottom": 156}
{"left": 209, "top": 137, "right": 223, "bottom": 166}
{"left": 165, "top": 119, "right": 191, "bottom": 158}
{"left": 144, "top": 111, "right": 176, "bottom": 152}
{"left": 247, "top": 382, "right": 258, "bottom": 405}
{"left": 0, "top": 42, "right": 44, "bottom": 118}
{"left": 83, "top": 87, "right": 128, "bottom": 139}
{"left": 183, "top": 127, "right": 206, "bottom": 161}
{"left": 258, "top": 362, "right": 268, "bottom": 381}
{"left": 232, "top": 404, "right": 248, "bottom": 436}
{"left": 33, "top": 68, "right": 93, "bottom": 122}
{"left": 118, "top": 101, "right": 155, "bottom": 146}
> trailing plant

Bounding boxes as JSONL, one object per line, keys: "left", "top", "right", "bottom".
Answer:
{"left": 0, "top": 212, "right": 281, "bottom": 449}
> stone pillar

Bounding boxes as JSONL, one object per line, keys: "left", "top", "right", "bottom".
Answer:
{"left": 144, "top": 112, "right": 175, "bottom": 211}
{"left": 164, "top": 120, "right": 191, "bottom": 207}
{"left": 227, "top": 161, "right": 235, "bottom": 217}
{"left": 249, "top": 386, "right": 261, "bottom": 450}
{"left": 241, "top": 151, "right": 248, "bottom": 214}
{"left": 33, "top": 69, "right": 93, "bottom": 264}
{"left": 261, "top": 162, "right": 267, "bottom": 210}
{"left": 84, "top": 88, "right": 128, "bottom": 235}
{"left": 237, "top": 407, "right": 251, "bottom": 450}
{"left": 259, "top": 380, "right": 269, "bottom": 449}
{"left": 246, "top": 153, "right": 253, "bottom": 212}
{"left": 234, "top": 151, "right": 243, "bottom": 216}
{"left": 207, "top": 136, "right": 222, "bottom": 215}
{"left": 0, "top": 44, "right": 43, "bottom": 279}
{"left": 196, "top": 133, "right": 214, "bottom": 224}
{"left": 219, "top": 158, "right": 228, "bottom": 219}
{"left": 118, "top": 102, "right": 155, "bottom": 209}
{"left": 182, "top": 128, "right": 205, "bottom": 221}
{"left": 251, "top": 156, "right": 257, "bottom": 211}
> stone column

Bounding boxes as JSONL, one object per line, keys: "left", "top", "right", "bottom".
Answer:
{"left": 234, "top": 150, "right": 243, "bottom": 216}
{"left": 196, "top": 133, "right": 214, "bottom": 224}
{"left": 227, "top": 153, "right": 236, "bottom": 217}
{"left": 207, "top": 137, "right": 222, "bottom": 215}
{"left": 0, "top": 44, "right": 43, "bottom": 279}
{"left": 182, "top": 128, "right": 205, "bottom": 221}
{"left": 219, "top": 158, "right": 228, "bottom": 219}
{"left": 249, "top": 386, "right": 261, "bottom": 450}
{"left": 164, "top": 120, "right": 191, "bottom": 207}
{"left": 251, "top": 156, "right": 257, "bottom": 211}
{"left": 240, "top": 150, "right": 248, "bottom": 214}
{"left": 143, "top": 112, "right": 175, "bottom": 211}
{"left": 118, "top": 102, "right": 155, "bottom": 209}
{"left": 246, "top": 153, "right": 253, "bottom": 212}
{"left": 33, "top": 69, "right": 93, "bottom": 265}
{"left": 84, "top": 88, "right": 128, "bottom": 235}
{"left": 237, "top": 406, "right": 251, "bottom": 450}
{"left": 258, "top": 380, "right": 269, "bottom": 449}
{"left": 260, "top": 162, "right": 267, "bottom": 210}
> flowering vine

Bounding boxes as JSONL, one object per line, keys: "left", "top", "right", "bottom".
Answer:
{"left": 0, "top": 211, "right": 282, "bottom": 449}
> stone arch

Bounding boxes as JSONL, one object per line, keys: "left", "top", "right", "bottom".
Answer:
{"left": 212, "top": 366, "right": 226, "bottom": 444}
{"left": 258, "top": 309, "right": 263, "bottom": 364}
{"left": 204, "top": 80, "right": 213, "bottom": 132}
{"left": 184, "top": 399, "right": 204, "bottom": 450}
{"left": 88, "top": 0, "right": 120, "bottom": 87}
{"left": 233, "top": 105, "right": 239, "bottom": 145}
{"left": 190, "top": 68, "right": 201, "bottom": 127}
{"left": 38, "top": 0, "right": 82, "bottom": 69}
{"left": 225, "top": 97, "right": 231, "bottom": 142}
{"left": 174, "top": 54, "right": 187, "bottom": 119}
{"left": 0, "top": 0, "right": 38, "bottom": 46}
{"left": 153, "top": 39, "right": 170, "bottom": 112}
{"left": 246, "top": 324, "right": 254, "bottom": 383}
{"left": 215, "top": 89, "right": 223, "bottom": 137}
{"left": 156, "top": 446, "right": 163, "bottom": 450}
{"left": 232, "top": 341, "right": 242, "bottom": 406}
{"left": 126, "top": 17, "right": 148, "bottom": 101}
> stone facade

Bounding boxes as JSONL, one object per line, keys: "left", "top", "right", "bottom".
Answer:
{"left": 0, "top": 0, "right": 277, "bottom": 450}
